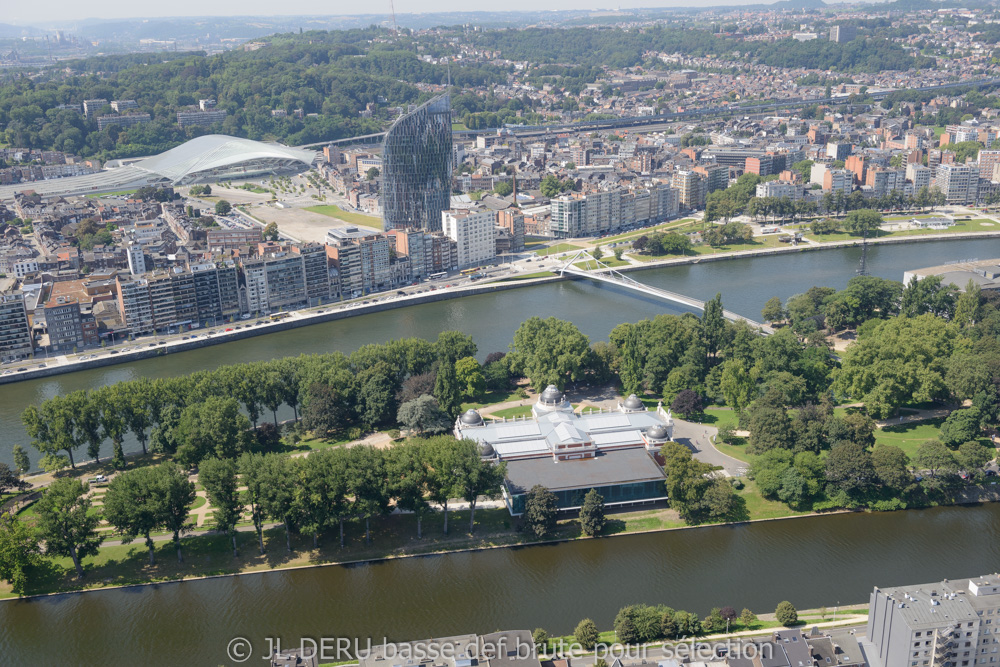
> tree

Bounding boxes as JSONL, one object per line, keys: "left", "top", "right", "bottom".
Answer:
{"left": 0, "top": 463, "right": 27, "bottom": 496}
{"left": 494, "top": 180, "right": 513, "bottom": 196}
{"left": 433, "top": 360, "right": 463, "bottom": 419}
{"left": 263, "top": 221, "right": 279, "bottom": 241}
{"left": 425, "top": 436, "right": 462, "bottom": 536}
{"left": 670, "top": 389, "right": 703, "bottom": 419}
{"left": 720, "top": 359, "right": 756, "bottom": 413}
{"left": 775, "top": 601, "right": 798, "bottom": 626}
{"left": 365, "top": 166, "right": 380, "bottom": 181}
{"left": 158, "top": 463, "right": 196, "bottom": 562}
{"left": 592, "top": 245, "right": 604, "bottom": 261}
{"left": 957, "top": 441, "right": 994, "bottom": 476}
{"left": 842, "top": 209, "right": 883, "bottom": 236}
{"left": 348, "top": 446, "right": 390, "bottom": 544}
{"left": 34, "top": 478, "right": 102, "bottom": 579}
{"left": 454, "top": 356, "right": 486, "bottom": 399}
{"left": 574, "top": 618, "right": 600, "bottom": 650}
{"left": 509, "top": 317, "right": 591, "bottom": 391}
{"left": 523, "top": 485, "right": 559, "bottom": 538}
{"left": 388, "top": 442, "right": 432, "bottom": 539}
{"left": 454, "top": 439, "right": 506, "bottom": 533}
{"left": 740, "top": 608, "right": 757, "bottom": 630}
{"left": 915, "top": 439, "right": 958, "bottom": 478}
{"left": 761, "top": 296, "right": 785, "bottom": 323}
{"left": 199, "top": 457, "right": 242, "bottom": 557}
{"left": 214, "top": 200, "right": 232, "bottom": 216}
{"left": 702, "top": 293, "right": 726, "bottom": 358}
{"left": 103, "top": 467, "right": 162, "bottom": 565}
{"left": 0, "top": 513, "right": 40, "bottom": 595}
{"left": 720, "top": 606, "right": 737, "bottom": 633}
{"left": 825, "top": 441, "right": 876, "bottom": 499}
{"left": 397, "top": 395, "right": 452, "bottom": 435}
{"left": 938, "top": 408, "right": 982, "bottom": 448}
{"left": 871, "top": 445, "right": 912, "bottom": 492}
{"left": 579, "top": 488, "right": 606, "bottom": 537}
{"left": 173, "top": 396, "right": 252, "bottom": 465}
{"left": 533, "top": 628, "right": 549, "bottom": 646}
{"left": 12, "top": 445, "right": 29, "bottom": 480}
{"left": 238, "top": 452, "right": 268, "bottom": 554}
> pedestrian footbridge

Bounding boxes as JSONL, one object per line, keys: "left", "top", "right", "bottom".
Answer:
{"left": 558, "top": 251, "right": 773, "bottom": 333}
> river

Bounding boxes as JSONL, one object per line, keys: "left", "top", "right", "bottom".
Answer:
{"left": 1, "top": 237, "right": 997, "bottom": 467}
{"left": 2, "top": 503, "right": 999, "bottom": 666}
{"left": 3, "top": 238, "right": 1000, "bottom": 665}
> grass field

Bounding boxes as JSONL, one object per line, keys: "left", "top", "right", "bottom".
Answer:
{"left": 806, "top": 218, "right": 997, "bottom": 243}
{"left": 496, "top": 271, "right": 557, "bottom": 282}
{"left": 573, "top": 257, "right": 629, "bottom": 270}
{"left": 873, "top": 417, "right": 945, "bottom": 458}
{"left": 601, "top": 218, "right": 698, "bottom": 244}
{"left": 85, "top": 189, "right": 138, "bottom": 199}
{"left": 304, "top": 205, "right": 382, "bottom": 229}
{"left": 534, "top": 243, "right": 582, "bottom": 257}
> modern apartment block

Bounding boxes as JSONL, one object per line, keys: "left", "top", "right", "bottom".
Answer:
{"left": 292, "top": 244, "right": 332, "bottom": 306}
{"left": 441, "top": 208, "right": 497, "bottom": 268}
{"left": 907, "top": 163, "right": 933, "bottom": 190}
{"left": 386, "top": 229, "right": 457, "bottom": 279}
{"left": 935, "top": 164, "right": 979, "bottom": 205}
{"left": 550, "top": 183, "right": 679, "bottom": 238}
{"left": 868, "top": 574, "right": 1000, "bottom": 667}
{"left": 756, "top": 180, "right": 802, "bottom": 200}
{"left": 190, "top": 261, "right": 242, "bottom": 326}
{"left": 978, "top": 151, "right": 1000, "bottom": 180}
{"left": 326, "top": 227, "right": 392, "bottom": 296}
{"left": 96, "top": 113, "right": 151, "bottom": 131}
{"left": 381, "top": 94, "right": 453, "bottom": 232}
{"left": 43, "top": 296, "right": 85, "bottom": 353}
{"left": 82, "top": 99, "right": 108, "bottom": 118}
{"left": 0, "top": 292, "right": 33, "bottom": 361}
{"left": 824, "top": 168, "right": 853, "bottom": 194}
{"left": 672, "top": 170, "right": 705, "bottom": 209}
{"left": 176, "top": 109, "right": 228, "bottom": 128}
{"left": 829, "top": 25, "right": 858, "bottom": 43}
{"left": 110, "top": 100, "right": 138, "bottom": 113}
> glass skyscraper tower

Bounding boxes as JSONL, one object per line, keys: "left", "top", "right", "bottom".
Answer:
{"left": 381, "top": 94, "right": 453, "bottom": 233}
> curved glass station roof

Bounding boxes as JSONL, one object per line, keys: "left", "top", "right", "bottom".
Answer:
{"left": 134, "top": 135, "right": 316, "bottom": 185}
{"left": 0, "top": 135, "right": 316, "bottom": 199}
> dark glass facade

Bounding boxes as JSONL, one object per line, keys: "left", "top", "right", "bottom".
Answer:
{"left": 506, "top": 480, "right": 666, "bottom": 515}
{"left": 381, "top": 94, "right": 453, "bottom": 233}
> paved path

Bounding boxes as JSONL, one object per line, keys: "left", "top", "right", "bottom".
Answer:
{"left": 672, "top": 419, "right": 746, "bottom": 476}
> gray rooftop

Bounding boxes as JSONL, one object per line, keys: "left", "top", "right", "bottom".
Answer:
{"left": 503, "top": 447, "right": 666, "bottom": 495}
{"left": 875, "top": 574, "right": 1000, "bottom": 627}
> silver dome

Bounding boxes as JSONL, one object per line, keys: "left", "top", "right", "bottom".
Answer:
{"left": 539, "top": 384, "right": 563, "bottom": 404}
{"left": 460, "top": 409, "right": 484, "bottom": 425}
{"left": 479, "top": 442, "right": 495, "bottom": 457}
{"left": 623, "top": 394, "right": 644, "bottom": 410}
{"left": 646, "top": 424, "right": 669, "bottom": 441}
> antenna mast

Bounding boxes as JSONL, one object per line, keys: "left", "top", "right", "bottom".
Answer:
{"left": 389, "top": 0, "right": 399, "bottom": 38}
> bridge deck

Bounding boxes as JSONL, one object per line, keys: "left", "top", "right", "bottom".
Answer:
{"left": 561, "top": 264, "right": 772, "bottom": 333}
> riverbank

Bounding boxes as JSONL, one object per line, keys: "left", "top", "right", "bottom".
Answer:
{"left": 1, "top": 495, "right": 848, "bottom": 601}
{"left": 4, "top": 229, "right": 997, "bottom": 386}
{"left": 10, "top": 471, "right": 1000, "bottom": 604}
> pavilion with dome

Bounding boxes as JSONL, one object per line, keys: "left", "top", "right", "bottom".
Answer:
{"left": 454, "top": 386, "right": 674, "bottom": 516}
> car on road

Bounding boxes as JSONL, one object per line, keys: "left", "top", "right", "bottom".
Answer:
{"left": 90, "top": 475, "right": 108, "bottom": 484}
{"left": 225, "top": 328, "right": 233, "bottom": 332}
{"left": 16, "top": 368, "right": 26, "bottom": 372}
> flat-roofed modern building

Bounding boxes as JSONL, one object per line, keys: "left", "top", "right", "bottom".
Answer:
{"left": 0, "top": 292, "right": 33, "bottom": 361}
{"left": 381, "top": 94, "right": 453, "bottom": 233}
{"left": 455, "top": 386, "right": 674, "bottom": 515}
{"left": 867, "top": 574, "right": 1000, "bottom": 667}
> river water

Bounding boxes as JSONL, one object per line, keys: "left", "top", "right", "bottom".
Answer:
{"left": 2, "top": 504, "right": 999, "bottom": 666}
{"left": 2, "top": 238, "right": 997, "bottom": 467}
{"left": 3, "top": 238, "right": 1000, "bottom": 666}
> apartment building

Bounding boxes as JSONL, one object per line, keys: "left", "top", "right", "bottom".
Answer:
{"left": 82, "top": 99, "right": 108, "bottom": 118}
{"left": 291, "top": 244, "right": 331, "bottom": 306}
{"left": 907, "top": 163, "right": 933, "bottom": 190}
{"left": 693, "top": 164, "right": 729, "bottom": 193}
{"left": 96, "top": 113, "right": 151, "bottom": 131}
{"left": 176, "top": 109, "right": 228, "bottom": 128}
{"left": 116, "top": 275, "right": 154, "bottom": 334}
{"left": 823, "top": 168, "right": 853, "bottom": 195}
{"left": 326, "top": 227, "right": 392, "bottom": 296}
{"left": 868, "top": 574, "right": 1000, "bottom": 667}
{"left": 978, "top": 150, "right": 1000, "bottom": 180}
{"left": 756, "top": 180, "right": 802, "bottom": 200}
{"left": 441, "top": 208, "right": 497, "bottom": 268}
{"left": 672, "top": 170, "right": 705, "bottom": 209}
{"left": 43, "top": 296, "right": 86, "bottom": 354}
{"left": 934, "top": 164, "right": 979, "bottom": 205}
{"left": 867, "top": 168, "right": 908, "bottom": 197}
{"left": 206, "top": 227, "right": 264, "bottom": 250}
{"left": 387, "top": 229, "right": 458, "bottom": 279}
{"left": 0, "top": 292, "right": 33, "bottom": 361}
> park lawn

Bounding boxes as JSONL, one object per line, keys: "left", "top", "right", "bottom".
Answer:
{"left": 496, "top": 271, "right": 557, "bottom": 282}
{"left": 702, "top": 407, "right": 740, "bottom": 431}
{"left": 739, "top": 480, "right": 810, "bottom": 520}
{"left": 460, "top": 389, "right": 526, "bottom": 412}
{"left": 572, "top": 257, "right": 630, "bottom": 270}
{"left": 304, "top": 205, "right": 382, "bottom": 229}
{"left": 873, "top": 418, "right": 945, "bottom": 458}
{"left": 807, "top": 219, "right": 997, "bottom": 244}
{"left": 287, "top": 432, "right": 354, "bottom": 453}
{"left": 85, "top": 189, "right": 138, "bottom": 199}
{"left": 601, "top": 218, "right": 697, "bottom": 244}
{"left": 451, "top": 122, "right": 469, "bottom": 131}
{"left": 690, "top": 235, "right": 785, "bottom": 254}
{"left": 534, "top": 243, "right": 582, "bottom": 257}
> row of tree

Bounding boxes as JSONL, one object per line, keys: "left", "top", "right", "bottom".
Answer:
{"left": 0, "top": 436, "right": 506, "bottom": 593}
